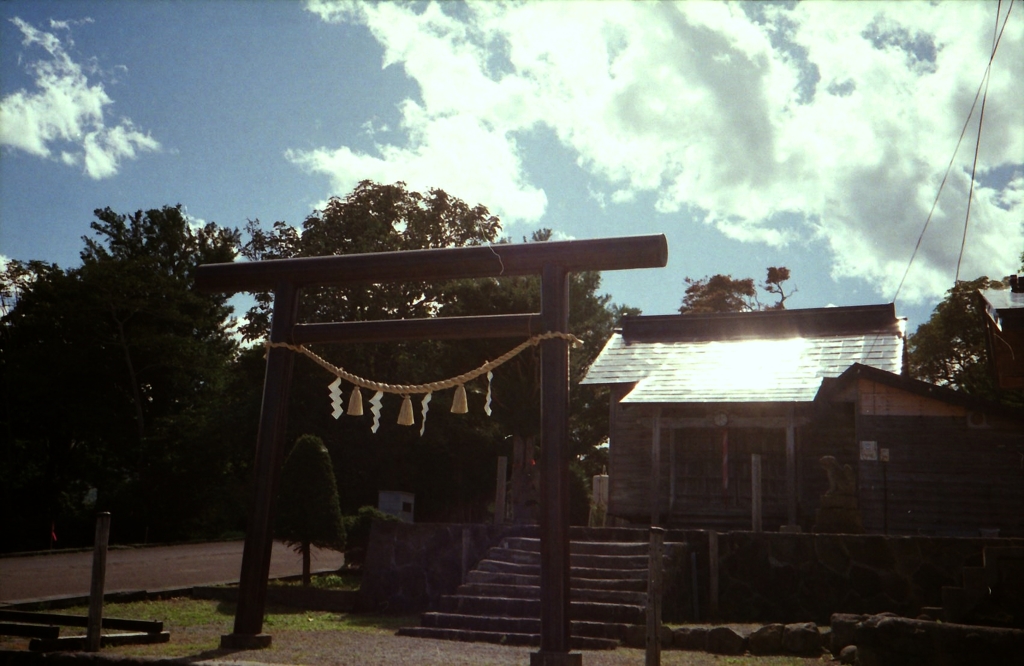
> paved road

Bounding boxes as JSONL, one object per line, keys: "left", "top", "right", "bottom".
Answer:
{"left": 0, "top": 541, "right": 344, "bottom": 604}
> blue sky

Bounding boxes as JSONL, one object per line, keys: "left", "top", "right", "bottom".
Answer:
{"left": 2, "top": 1, "right": 1022, "bottom": 332}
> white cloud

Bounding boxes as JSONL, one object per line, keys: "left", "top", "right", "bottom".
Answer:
{"left": 303, "top": 0, "right": 1024, "bottom": 304}
{"left": 286, "top": 102, "right": 547, "bottom": 223}
{"left": 0, "top": 17, "right": 160, "bottom": 179}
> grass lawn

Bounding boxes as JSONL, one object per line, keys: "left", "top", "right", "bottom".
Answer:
{"left": 0, "top": 597, "right": 837, "bottom": 665}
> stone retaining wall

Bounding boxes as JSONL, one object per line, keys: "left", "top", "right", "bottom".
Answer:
{"left": 358, "top": 522, "right": 537, "bottom": 613}
{"left": 713, "top": 532, "right": 1024, "bottom": 624}
{"left": 358, "top": 522, "right": 1023, "bottom": 623}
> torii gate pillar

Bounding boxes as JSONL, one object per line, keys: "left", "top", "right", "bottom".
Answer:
{"left": 535, "top": 263, "right": 574, "bottom": 662}
{"left": 197, "top": 235, "right": 667, "bottom": 663}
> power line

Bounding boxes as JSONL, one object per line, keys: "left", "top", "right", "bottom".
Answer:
{"left": 893, "top": 0, "right": 1015, "bottom": 302}
{"left": 956, "top": 0, "right": 1007, "bottom": 283}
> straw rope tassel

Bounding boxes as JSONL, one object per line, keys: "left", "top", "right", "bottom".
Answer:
{"left": 347, "top": 386, "right": 363, "bottom": 416}
{"left": 451, "top": 384, "right": 468, "bottom": 414}
{"left": 397, "top": 394, "right": 415, "bottom": 426}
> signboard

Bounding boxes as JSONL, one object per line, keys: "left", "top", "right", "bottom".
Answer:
{"left": 859, "top": 440, "right": 878, "bottom": 461}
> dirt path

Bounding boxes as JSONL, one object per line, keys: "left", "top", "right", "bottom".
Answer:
{"left": 0, "top": 541, "right": 344, "bottom": 603}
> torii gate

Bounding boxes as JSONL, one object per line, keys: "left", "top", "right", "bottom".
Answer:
{"left": 196, "top": 234, "right": 667, "bottom": 665}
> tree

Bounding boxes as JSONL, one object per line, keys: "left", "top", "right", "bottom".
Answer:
{"left": 908, "top": 260, "right": 1024, "bottom": 410}
{"left": 276, "top": 434, "right": 346, "bottom": 585}
{"left": 0, "top": 206, "right": 243, "bottom": 549}
{"left": 763, "top": 266, "right": 794, "bottom": 310}
{"left": 678, "top": 267, "right": 794, "bottom": 314}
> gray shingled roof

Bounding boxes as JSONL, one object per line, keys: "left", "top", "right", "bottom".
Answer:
{"left": 581, "top": 304, "right": 905, "bottom": 404}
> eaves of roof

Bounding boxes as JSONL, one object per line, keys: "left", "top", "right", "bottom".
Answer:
{"left": 618, "top": 303, "right": 901, "bottom": 342}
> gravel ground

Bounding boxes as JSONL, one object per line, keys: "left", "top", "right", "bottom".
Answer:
{"left": 3, "top": 625, "right": 836, "bottom": 666}
{"left": 183, "top": 631, "right": 836, "bottom": 666}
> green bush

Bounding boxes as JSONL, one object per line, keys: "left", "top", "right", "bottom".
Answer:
{"left": 276, "top": 435, "right": 346, "bottom": 584}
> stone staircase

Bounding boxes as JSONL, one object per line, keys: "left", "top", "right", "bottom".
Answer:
{"left": 921, "top": 546, "right": 1024, "bottom": 628}
{"left": 397, "top": 534, "right": 682, "bottom": 649}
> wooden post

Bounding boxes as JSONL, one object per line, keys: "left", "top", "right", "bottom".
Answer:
{"left": 668, "top": 429, "right": 676, "bottom": 514}
{"left": 646, "top": 526, "right": 665, "bottom": 666}
{"left": 785, "top": 406, "right": 797, "bottom": 527}
{"left": 462, "top": 527, "right": 471, "bottom": 583}
{"left": 751, "top": 453, "right": 762, "bottom": 533}
{"left": 590, "top": 473, "right": 609, "bottom": 527}
{"left": 532, "top": 264, "right": 580, "bottom": 666}
{"left": 650, "top": 410, "right": 662, "bottom": 527}
{"left": 495, "top": 456, "right": 508, "bottom": 525}
{"left": 86, "top": 512, "right": 111, "bottom": 652}
{"left": 882, "top": 456, "right": 889, "bottom": 536}
{"left": 690, "top": 551, "right": 699, "bottom": 621}
{"left": 708, "top": 531, "right": 719, "bottom": 620}
{"left": 222, "top": 283, "right": 299, "bottom": 649}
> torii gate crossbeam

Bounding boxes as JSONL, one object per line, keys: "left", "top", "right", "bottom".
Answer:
{"left": 196, "top": 234, "right": 667, "bottom": 665}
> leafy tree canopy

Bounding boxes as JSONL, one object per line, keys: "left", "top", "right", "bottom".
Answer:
{"left": 908, "top": 250, "right": 1024, "bottom": 408}
{"left": 1, "top": 205, "right": 243, "bottom": 549}
{"left": 678, "top": 267, "right": 794, "bottom": 314}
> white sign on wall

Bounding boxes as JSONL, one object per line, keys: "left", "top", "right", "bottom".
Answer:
{"left": 859, "top": 440, "right": 878, "bottom": 461}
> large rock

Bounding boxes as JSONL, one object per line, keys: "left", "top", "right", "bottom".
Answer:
{"left": 854, "top": 614, "right": 1024, "bottom": 666}
{"left": 830, "top": 613, "right": 866, "bottom": 654}
{"left": 671, "top": 626, "right": 707, "bottom": 651}
{"left": 748, "top": 623, "right": 784, "bottom": 655}
{"left": 782, "top": 622, "right": 822, "bottom": 655}
{"left": 706, "top": 626, "right": 746, "bottom": 654}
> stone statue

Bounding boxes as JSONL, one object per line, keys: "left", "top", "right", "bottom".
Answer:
{"left": 820, "top": 455, "right": 856, "bottom": 497}
{"left": 813, "top": 455, "right": 865, "bottom": 534}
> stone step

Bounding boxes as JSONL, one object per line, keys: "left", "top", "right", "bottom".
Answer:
{"left": 487, "top": 546, "right": 653, "bottom": 570}
{"left": 438, "top": 595, "right": 645, "bottom": 624}
{"left": 475, "top": 559, "right": 650, "bottom": 580}
{"left": 485, "top": 548, "right": 540, "bottom": 566}
{"left": 502, "top": 537, "right": 662, "bottom": 556}
{"left": 395, "top": 626, "right": 619, "bottom": 650}
{"left": 501, "top": 537, "right": 688, "bottom": 559}
{"left": 420, "top": 612, "right": 634, "bottom": 641}
{"left": 464, "top": 570, "right": 647, "bottom": 592}
{"left": 454, "top": 582, "right": 646, "bottom": 605}
{"left": 567, "top": 526, "right": 664, "bottom": 542}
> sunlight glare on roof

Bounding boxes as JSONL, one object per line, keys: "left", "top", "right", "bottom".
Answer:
{"left": 685, "top": 337, "right": 814, "bottom": 392}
